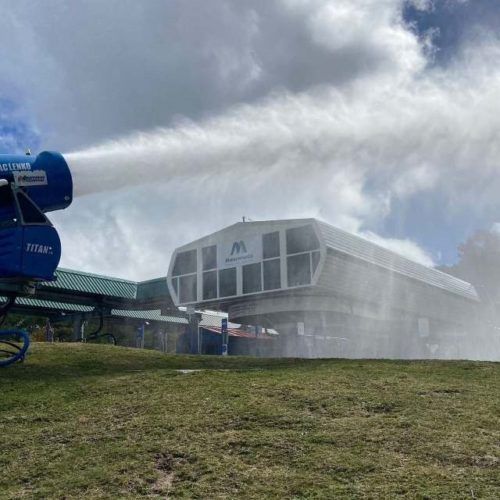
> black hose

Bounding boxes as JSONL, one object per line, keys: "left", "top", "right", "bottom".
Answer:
{"left": 87, "top": 311, "right": 104, "bottom": 338}
{"left": 0, "top": 330, "right": 30, "bottom": 367}
{"left": 0, "top": 296, "right": 16, "bottom": 326}
{"left": 0, "top": 296, "right": 16, "bottom": 315}
{"left": 84, "top": 309, "right": 117, "bottom": 345}
{"left": 86, "top": 332, "right": 117, "bottom": 345}
{"left": 0, "top": 348, "right": 18, "bottom": 357}
{"left": 0, "top": 339, "right": 23, "bottom": 350}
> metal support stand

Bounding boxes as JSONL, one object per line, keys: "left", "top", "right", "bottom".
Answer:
{"left": 72, "top": 315, "right": 83, "bottom": 341}
{"left": 221, "top": 317, "right": 228, "bottom": 356}
{"left": 136, "top": 323, "right": 145, "bottom": 349}
{"left": 187, "top": 311, "right": 201, "bottom": 354}
{"left": 45, "top": 318, "right": 54, "bottom": 343}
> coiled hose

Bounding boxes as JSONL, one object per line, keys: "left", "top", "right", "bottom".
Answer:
{"left": 0, "top": 329, "right": 30, "bottom": 368}
{"left": 85, "top": 312, "right": 116, "bottom": 345}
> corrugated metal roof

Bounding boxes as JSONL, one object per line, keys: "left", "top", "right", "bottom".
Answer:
{"left": 110, "top": 309, "right": 187, "bottom": 324}
{"left": 109, "top": 309, "right": 232, "bottom": 326}
{"left": 202, "top": 326, "right": 273, "bottom": 339}
{"left": 4, "top": 296, "right": 188, "bottom": 324}
{"left": 42, "top": 268, "right": 138, "bottom": 299}
{"left": 11, "top": 297, "right": 93, "bottom": 313}
{"left": 315, "top": 221, "right": 479, "bottom": 301}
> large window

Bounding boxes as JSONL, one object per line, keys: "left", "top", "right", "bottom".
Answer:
{"left": 172, "top": 249, "right": 197, "bottom": 276}
{"left": 285, "top": 225, "right": 321, "bottom": 287}
{"left": 312, "top": 251, "right": 320, "bottom": 274}
{"left": 243, "top": 262, "right": 262, "bottom": 294}
{"left": 172, "top": 249, "right": 198, "bottom": 303}
{"left": 263, "top": 259, "right": 281, "bottom": 290}
{"left": 219, "top": 268, "right": 237, "bottom": 297}
{"left": 203, "top": 270, "right": 217, "bottom": 300}
{"left": 263, "top": 231, "right": 280, "bottom": 259}
{"left": 179, "top": 274, "right": 197, "bottom": 303}
{"left": 202, "top": 245, "right": 217, "bottom": 271}
{"left": 286, "top": 225, "right": 319, "bottom": 254}
{"left": 287, "top": 253, "right": 311, "bottom": 287}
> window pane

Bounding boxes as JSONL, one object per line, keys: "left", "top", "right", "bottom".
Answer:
{"left": 263, "top": 231, "right": 280, "bottom": 259}
{"left": 172, "top": 250, "right": 197, "bottom": 276}
{"left": 203, "top": 270, "right": 217, "bottom": 300}
{"left": 243, "top": 262, "right": 262, "bottom": 294}
{"left": 179, "top": 274, "right": 197, "bottom": 303}
{"left": 263, "top": 258, "right": 281, "bottom": 290}
{"left": 312, "top": 251, "right": 320, "bottom": 274}
{"left": 202, "top": 245, "right": 217, "bottom": 270}
{"left": 219, "top": 268, "right": 237, "bottom": 297}
{"left": 286, "top": 225, "right": 320, "bottom": 254}
{"left": 287, "top": 253, "right": 311, "bottom": 287}
{"left": 172, "top": 277, "right": 178, "bottom": 295}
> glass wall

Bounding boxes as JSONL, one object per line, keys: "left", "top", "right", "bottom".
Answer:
{"left": 179, "top": 274, "right": 197, "bottom": 303}
{"left": 202, "top": 270, "right": 217, "bottom": 300}
{"left": 172, "top": 249, "right": 197, "bottom": 276}
{"left": 172, "top": 224, "right": 321, "bottom": 304}
{"left": 202, "top": 245, "right": 218, "bottom": 300}
{"left": 219, "top": 267, "right": 237, "bottom": 297}
{"left": 286, "top": 225, "right": 319, "bottom": 254}
{"left": 287, "top": 253, "right": 311, "bottom": 286}
{"left": 286, "top": 225, "right": 320, "bottom": 287}
{"left": 263, "top": 258, "right": 281, "bottom": 290}
{"left": 262, "top": 231, "right": 281, "bottom": 291}
{"left": 263, "top": 231, "right": 280, "bottom": 259}
{"left": 243, "top": 262, "right": 262, "bottom": 294}
{"left": 202, "top": 245, "right": 216, "bottom": 270}
{"left": 172, "top": 249, "right": 198, "bottom": 303}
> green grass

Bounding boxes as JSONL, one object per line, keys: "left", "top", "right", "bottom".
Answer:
{"left": 1, "top": 344, "right": 499, "bottom": 499}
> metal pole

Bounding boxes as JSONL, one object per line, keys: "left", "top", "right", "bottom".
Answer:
{"left": 187, "top": 310, "right": 200, "bottom": 354}
{"left": 45, "top": 318, "right": 54, "bottom": 343}
{"left": 221, "top": 318, "right": 228, "bottom": 356}
{"left": 162, "top": 331, "right": 167, "bottom": 353}
{"left": 136, "top": 323, "right": 145, "bottom": 349}
{"left": 72, "top": 315, "right": 82, "bottom": 342}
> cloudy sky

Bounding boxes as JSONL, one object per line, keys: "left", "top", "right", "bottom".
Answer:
{"left": 1, "top": 0, "right": 499, "bottom": 280}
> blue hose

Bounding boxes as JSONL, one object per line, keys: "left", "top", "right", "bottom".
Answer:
{"left": 0, "top": 330, "right": 30, "bottom": 367}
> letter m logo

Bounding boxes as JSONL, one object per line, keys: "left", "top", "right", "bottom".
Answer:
{"left": 231, "top": 240, "right": 247, "bottom": 255}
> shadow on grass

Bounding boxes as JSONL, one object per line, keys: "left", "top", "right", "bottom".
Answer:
{"left": 0, "top": 343, "right": 337, "bottom": 383}
{"left": 1, "top": 343, "right": 496, "bottom": 387}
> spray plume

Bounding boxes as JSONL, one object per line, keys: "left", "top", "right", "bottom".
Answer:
{"left": 67, "top": 51, "right": 500, "bottom": 221}
{"left": 59, "top": 10, "right": 500, "bottom": 361}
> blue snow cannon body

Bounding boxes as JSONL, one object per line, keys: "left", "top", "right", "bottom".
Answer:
{"left": 0, "top": 151, "right": 73, "bottom": 282}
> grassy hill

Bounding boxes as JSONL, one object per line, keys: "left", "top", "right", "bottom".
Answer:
{"left": 1, "top": 344, "right": 499, "bottom": 499}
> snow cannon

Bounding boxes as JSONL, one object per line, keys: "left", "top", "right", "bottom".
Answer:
{"left": 0, "top": 151, "right": 73, "bottom": 283}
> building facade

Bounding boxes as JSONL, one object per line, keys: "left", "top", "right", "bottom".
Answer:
{"left": 167, "top": 219, "right": 489, "bottom": 359}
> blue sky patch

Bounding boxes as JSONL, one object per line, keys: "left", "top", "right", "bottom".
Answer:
{"left": 0, "top": 98, "right": 40, "bottom": 154}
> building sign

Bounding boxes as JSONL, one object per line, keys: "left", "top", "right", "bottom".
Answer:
{"left": 217, "top": 234, "right": 262, "bottom": 269}
{"left": 13, "top": 170, "right": 47, "bottom": 187}
{"left": 0, "top": 162, "right": 32, "bottom": 173}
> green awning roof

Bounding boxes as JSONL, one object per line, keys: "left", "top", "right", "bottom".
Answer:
{"left": 43, "top": 268, "right": 138, "bottom": 299}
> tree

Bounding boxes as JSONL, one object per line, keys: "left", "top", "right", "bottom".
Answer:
{"left": 440, "top": 229, "right": 500, "bottom": 303}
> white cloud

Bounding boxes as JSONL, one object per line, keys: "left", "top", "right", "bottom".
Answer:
{"left": 62, "top": 38, "right": 500, "bottom": 277}
{"left": 3, "top": 0, "right": 500, "bottom": 278}
{"left": 282, "top": 0, "right": 425, "bottom": 77}
{"left": 361, "top": 231, "right": 434, "bottom": 266}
